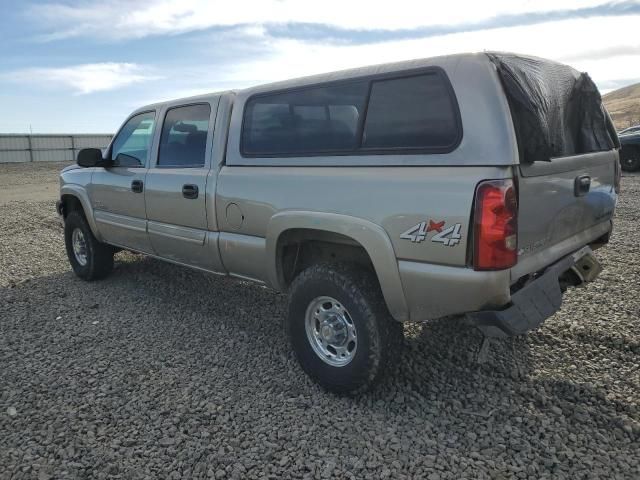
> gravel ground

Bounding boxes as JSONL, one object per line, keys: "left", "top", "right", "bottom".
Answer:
{"left": 0, "top": 162, "right": 67, "bottom": 204}
{"left": 0, "top": 163, "right": 638, "bottom": 479}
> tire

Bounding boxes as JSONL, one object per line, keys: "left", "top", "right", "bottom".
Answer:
{"left": 620, "top": 148, "right": 640, "bottom": 172}
{"left": 64, "top": 210, "right": 114, "bottom": 281}
{"left": 287, "top": 263, "right": 403, "bottom": 395}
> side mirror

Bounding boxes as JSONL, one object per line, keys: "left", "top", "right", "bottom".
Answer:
{"left": 77, "top": 148, "right": 109, "bottom": 168}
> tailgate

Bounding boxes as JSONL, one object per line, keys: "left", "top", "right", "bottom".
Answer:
{"left": 512, "top": 150, "right": 617, "bottom": 279}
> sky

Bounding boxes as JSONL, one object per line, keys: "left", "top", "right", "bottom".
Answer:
{"left": 1, "top": 0, "right": 640, "bottom": 133}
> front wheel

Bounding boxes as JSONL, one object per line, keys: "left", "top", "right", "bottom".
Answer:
{"left": 64, "top": 211, "right": 114, "bottom": 281}
{"left": 620, "top": 148, "right": 640, "bottom": 172}
{"left": 287, "top": 263, "right": 403, "bottom": 395}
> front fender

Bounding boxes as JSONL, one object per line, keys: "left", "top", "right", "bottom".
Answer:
{"left": 266, "top": 211, "right": 409, "bottom": 322}
{"left": 60, "top": 184, "right": 103, "bottom": 242}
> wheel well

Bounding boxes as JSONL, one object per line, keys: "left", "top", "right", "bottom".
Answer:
{"left": 276, "top": 229, "right": 375, "bottom": 289}
{"left": 60, "top": 194, "right": 85, "bottom": 219}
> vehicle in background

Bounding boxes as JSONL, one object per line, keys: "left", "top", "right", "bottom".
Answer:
{"left": 618, "top": 125, "right": 640, "bottom": 135}
{"left": 619, "top": 130, "right": 640, "bottom": 171}
{"left": 57, "top": 52, "right": 619, "bottom": 394}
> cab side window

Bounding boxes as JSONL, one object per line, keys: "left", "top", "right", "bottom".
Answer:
{"left": 158, "top": 104, "right": 211, "bottom": 168}
{"left": 110, "top": 111, "right": 155, "bottom": 167}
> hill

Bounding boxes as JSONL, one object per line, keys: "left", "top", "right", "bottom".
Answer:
{"left": 603, "top": 83, "right": 640, "bottom": 131}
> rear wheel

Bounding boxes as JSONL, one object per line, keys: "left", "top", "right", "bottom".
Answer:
{"left": 287, "top": 263, "right": 403, "bottom": 395}
{"left": 64, "top": 211, "right": 114, "bottom": 280}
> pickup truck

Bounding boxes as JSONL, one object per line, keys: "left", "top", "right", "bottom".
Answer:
{"left": 57, "top": 52, "right": 620, "bottom": 394}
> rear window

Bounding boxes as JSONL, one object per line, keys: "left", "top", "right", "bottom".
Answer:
{"left": 241, "top": 69, "right": 460, "bottom": 157}
{"left": 487, "top": 53, "right": 618, "bottom": 163}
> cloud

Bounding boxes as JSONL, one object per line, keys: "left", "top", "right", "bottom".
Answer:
{"left": 5, "top": 63, "right": 160, "bottom": 94}
{"left": 264, "top": 1, "right": 640, "bottom": 45}
{"left": 7, "top": 1, "right": 640, "bottom": 134}
{"left": 170, "top": 15, "right": 640, "bottom": 91}
{"left": 28, "top": 0, "right": 635, "bottom": 41}
{"left": 561, "top": 45, "right": 640, "bottom": 62}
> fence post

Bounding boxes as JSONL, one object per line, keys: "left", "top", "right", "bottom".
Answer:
{"left": 27, "top": 135, "right": 33, "bottom": 162}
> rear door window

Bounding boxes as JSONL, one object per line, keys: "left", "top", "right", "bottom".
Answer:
{"left": 158, "top": 104, "right": 211, "bottom": 168}
{"left": 362, "top": 73, "right": 459, "bottom": 150}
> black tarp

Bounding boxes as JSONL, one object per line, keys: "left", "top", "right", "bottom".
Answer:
{"left": 487, "top": 52, "right": 619, "bottom": 163}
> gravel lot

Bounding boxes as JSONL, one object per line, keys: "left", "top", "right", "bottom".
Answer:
{"left": 1, "top": 163, "right": 638, "bottom": 479}
{"left": 0, "top": 162, "right": 65, "bottom": 205}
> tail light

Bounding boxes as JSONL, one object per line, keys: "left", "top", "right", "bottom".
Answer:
{"left": 473, "top": 179, "right": 518, "bottom": 271}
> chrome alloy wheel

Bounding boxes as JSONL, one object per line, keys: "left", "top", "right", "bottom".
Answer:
{"left": 72, "top": 228, "right": 88, "bottom": 266}
{"left": 305, "top": 296, "right": 357, "bottom": 367}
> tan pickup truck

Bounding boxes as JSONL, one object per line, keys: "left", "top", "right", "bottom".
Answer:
{"left": 57, "top": 52, "right": 620, "bottom": 394}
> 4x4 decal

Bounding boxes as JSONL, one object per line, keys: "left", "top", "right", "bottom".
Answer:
{"left": 400, "top": 220, "right": 462, "bottom": 247}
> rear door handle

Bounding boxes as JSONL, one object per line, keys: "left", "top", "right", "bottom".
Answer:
{"left": 182, "top": 184, "right": 199, "bottom": 199}
{"left": 574, "top": 175, "right": 591, "bottom": 197}
{"left": 131, "top": 180, "right": 143, "bottom": 193}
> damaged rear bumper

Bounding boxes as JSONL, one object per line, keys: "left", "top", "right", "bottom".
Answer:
{"left": 467, "top": 246, "right": 601, "bottom": 337}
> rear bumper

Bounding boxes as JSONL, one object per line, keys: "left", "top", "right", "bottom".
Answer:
{"left": 398, "top": 261, "right": 511, "bottom": 321}
{"left": 467, "top": 245, "right": 599, "bottom": 337}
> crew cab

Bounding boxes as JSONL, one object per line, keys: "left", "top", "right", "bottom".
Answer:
{"left": 57, "top": 52, "right": 619, "bottom": 394}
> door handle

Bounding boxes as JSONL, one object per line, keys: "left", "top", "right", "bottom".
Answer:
{"left": 131, "top": 180, "right": 144, "bottom": 193}
{"left": 182, "top": 184, "right": 199, "bottom": 199}
{"left": 574, "top": 175, "right": 591, "bottom": 197}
